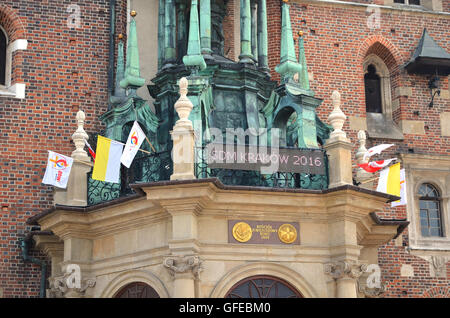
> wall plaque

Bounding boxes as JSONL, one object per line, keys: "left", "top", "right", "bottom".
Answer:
{"left": 205, "top": 143, "right": 325, "bottom": 175}
{"left": 228, "top": 220, "right": 300, "bottom": 245}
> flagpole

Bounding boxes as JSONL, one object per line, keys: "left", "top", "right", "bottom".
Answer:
{"left": 110, "top": 139, "right": 153, "bottom": 154}
{"left": 144, "top": 136, "right": 156, "bottom": 153}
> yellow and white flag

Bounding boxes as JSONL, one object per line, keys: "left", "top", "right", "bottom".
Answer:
{"left": 376, "top": 162, "right": 401, "bottom": 197}
{"left": 92, "top": 136, "right": 124, "bottom": 183}
{"left": 120, "top": 121, "right": 146, "bottom": 168}
{"left": 392, "top": 169, "right": 407, "bottom": 207}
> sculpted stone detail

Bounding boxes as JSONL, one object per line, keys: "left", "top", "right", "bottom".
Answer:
{"left": 48, "top": 273, "right": 96, "bottom": 298}
{"left": 163, "top": 255, "right": 203, "bottom": 279}
{"left": 357, "top": 280, "right": 386, "bottom": 298}
{"left": 324, "top": 261, "right": 367, "bottom": 280}
{"left": 430, "top": 256, "right": 447, "bottom": 278}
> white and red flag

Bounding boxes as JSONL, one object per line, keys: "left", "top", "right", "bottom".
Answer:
{"left": 42, "top": 151, "right": 74, "bottom": 189}
{"left": 363, "top": 144, "right": 394, "bottom": 161}
{"left": 84, "top": 140, "right": 96, "bottom": 162}
{"left": 358, "top": 158, "right": 397, "bottom": 173}
{"left": 120, "top": 121, "right": 146, "bottom": 168}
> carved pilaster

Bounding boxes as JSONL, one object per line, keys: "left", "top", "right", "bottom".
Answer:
{"left": 163, "top": 255, "right": 203, "bottom": 280}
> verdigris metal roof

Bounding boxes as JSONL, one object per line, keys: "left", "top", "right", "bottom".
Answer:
{"left": 405, "top": 29, "right": 450, "bottom": 76}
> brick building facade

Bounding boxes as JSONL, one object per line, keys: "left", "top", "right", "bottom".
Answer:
{"left": 0, "top": 0, "right": 449, "bottom": 298}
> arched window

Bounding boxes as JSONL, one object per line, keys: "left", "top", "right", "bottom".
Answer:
{"left": 225, "top": 275, "right": 303, "bottom": 298}
{"left": 114, "top": 282, "right": 160, "bottom": 298}
{"left": 0, "top": 26, "right": 7, "bottom": 86}
{"left": 419, "top": 183, "right": 444, "bottom": 237}
{"left": 364, "top": 64, "right": 382, "bottom": 113}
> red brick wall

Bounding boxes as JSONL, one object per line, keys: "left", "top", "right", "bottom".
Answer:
{"left": 265, "top": 0, "right": 449, "bottom": 297}
{"left": 223, "top": 0, "right": 236, "bottom": 61}
{"left": 0, "top": 0, "right": 127, "bottom": 298}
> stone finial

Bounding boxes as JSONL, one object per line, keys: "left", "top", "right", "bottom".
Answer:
{"left": 328, "top": 91, "right": 347, "bottom": 140}
{"left": 71, "top": 110, "right": 89, "bottom": 161}
{"left": 174, "top": 77, "right": 193, "bottom": 127}
{"left": 356, "top": 130, "right": 368, "bottom": 164}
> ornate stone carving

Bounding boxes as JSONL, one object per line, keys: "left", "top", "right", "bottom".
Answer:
{"left": 174, "top": 77, "right": 193, "bottom": 128}
{"left": 71, "top": 110, "right": 90, "bottom": 161}
{"left": 357, "top": 280, "right": 386, "bottom": 298}
{"left": 324, "top": 261, "right": 367, "bottom": 280}
{"left": 328, "top": 91, "right": 347, "bottom": 140}
{"left": 356, "top": 130, "right": 368, "bottom": 164}
{"left": 48, "top": 272, "right": 96, "bottom": 298}
{"left": 430, "top": 256, "right": 447, "bottom": 278}
{"left": 163, "top": 255, "right": 203, "bottom": 279}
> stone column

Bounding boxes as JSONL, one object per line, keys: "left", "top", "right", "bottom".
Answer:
{"left": 325, "top": 261, "right": 367, "bottom": 298}
{"left": 170, "top": 78, "right": 196, "bottom": 180}
{"left": 239, "top": 0, "right": 254, "bottom": 63}
{"left": 54, "top": 110, "right": 92, "bottom": 206}
{"left": 355, "top": 130, "right": 373, "bottom": 188}
{"left": 164, "top": 255, "right": 202, "bottom": 298}
{"left": 323, "top": 91, "right": 353, "bottom": 188}
{"left": 257, "top": 0, "right": 269, "bottom": 73}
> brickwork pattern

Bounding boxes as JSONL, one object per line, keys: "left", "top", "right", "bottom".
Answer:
{"left": 0, "top": 0, "right": 127, "bottom": 298}
{"left": 264, "top": 0, "right": 449, "bottom": 297}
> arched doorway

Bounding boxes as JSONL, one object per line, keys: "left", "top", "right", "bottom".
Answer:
{"left": 224, "top": 275, "right": 303, "bottom": 298}
{"left": 114, "top": 282, "right": 160, "bottom": 298}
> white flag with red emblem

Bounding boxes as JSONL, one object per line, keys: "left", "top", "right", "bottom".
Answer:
{"left": 42, "top": 151, "right": 74, "bottom": 188}
{"left": 363, "top": 144, "right": 394, "bottom": 161}
{"left": 120, "top": 121, "right": 146, "bottom": 168}
{"left": 358, "top": 158, "right": 397, "bottom": 173}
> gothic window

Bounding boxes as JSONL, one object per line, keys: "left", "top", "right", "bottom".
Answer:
{"left": 114, "top": 282, "right": 160, "bottom": 298}
{"left": 364, "top": 64, "right": 382, "bottom": 114}
{"left": 225, "top": 275, "right": 303, "bottom": 298}
{"left": 419, "top": 184, "right": 444, "bottom": 237}
{"left": 0, "top": 26, "right": 7, "bottom": 86}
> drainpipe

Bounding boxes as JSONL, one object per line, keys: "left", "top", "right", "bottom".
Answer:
{"left": 20, "top": 238, "right": 47, "bottom": 298}
{"left": 107, "top": 0, "right": 117, "bottom": 110}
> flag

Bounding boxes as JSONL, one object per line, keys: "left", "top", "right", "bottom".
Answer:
{"left": 376, "top": 163, "right": 401, "bottom": 197}
{"left": 84, "top": 140, "right": 96, "bottom": 163}
{"left": 42, "top": 151, "right": 74, "bottom": 189}
{"left": 92, "top": 136, "right": 124, "bottom": 183}
{"left": 392, "top": 169, "right": 407, "bottom": 207}
{"left": 120, "top": 121, "right": 146, "bottom": 168}
{"left": 363, "top": 144, "right": 394, "bottom": 161}
{"left": 358, "top": 158, "right": 397, "bottom": 173}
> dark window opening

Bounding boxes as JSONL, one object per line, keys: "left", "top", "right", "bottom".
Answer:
{"left": 419, "top": 183, "right": 443, "bottom": 237}
{"left": 364, "top": 64, "right": 383, "bottom": 113}
{"left": 114, "top": 282, "right": 160, "bottom": 298}
{"left": 225, "top": 275, "right": 303, "bottom": 298}
{"left": 0, "top": 28, "right": 7, "bottom": 86}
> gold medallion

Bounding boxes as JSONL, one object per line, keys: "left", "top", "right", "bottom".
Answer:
{"left": 232, "top": 222, "right": 253, "bottom": 243}
{"left": 278, "top": 224, "right": 297, "bottom": 244}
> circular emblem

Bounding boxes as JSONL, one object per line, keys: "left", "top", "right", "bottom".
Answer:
{"left": 232, "top": 222, "right": 253, "bottom": 243}
{"left": 278, "top": 224, "right": 297, "bottom": 244}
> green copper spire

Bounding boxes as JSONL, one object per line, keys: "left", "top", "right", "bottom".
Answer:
{"left": 120, "top": 13, "right": 145, "bottom": 92}
{"left": 239, "top": 0, "right": 254, "bottom": 63}
{"left": 183, "top": 0, "right": 207, "bottom": 73}
{"left": 297, "top": 32, "right": 314, "bottom": 96}
{"left": 200, "top": 0, "right": 212, "bottom": 56}
{"left": 110, "top": 36, "right": 127, "bottom": 106}
{"left": 257, "top": 0, "right": 269, "bottom": 73}
{"left": 275, "top": 1, "right": 302, "bottom": 83}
